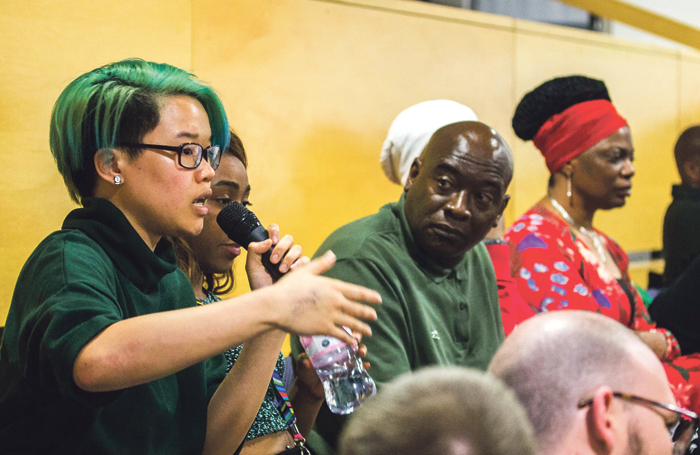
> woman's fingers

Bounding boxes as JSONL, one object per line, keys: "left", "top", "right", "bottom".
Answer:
{"left": 352, "top": 332, "right": 364, "bottom": 344}
{"left": 331, "top": 281, "right": 382, "bottom": 308}
{"left": 266, "top": 224, "right": 280, "bottom": 244}
{"left": 290, "top": 256, "right": 311, "bottom": 270}
{"left": 327, "top": 325, "right": 357, "bottom": 345}
{"left": 341, "top": 300, "right": 378, "bottom": 325}
{"left": 270, "top": 234, "right": 294, "bottom": 264}
{"left": 248, "top": 239, "right": 272, "bottom": 255}
{"left": 357, "top": 344, "right": 367, "bottom": 358}
{"left": 295, "top": 251, "right": 336, "bottom": 276}
{"left": 278, "top": 244, "right": 303, "bottom": 273}
{"left": 334, "top": 314, "right": 372, "bottom": 338}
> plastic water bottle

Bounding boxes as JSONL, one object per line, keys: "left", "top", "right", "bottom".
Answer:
{"left": 300, "top": 334, "right": 376, "bottom": 414}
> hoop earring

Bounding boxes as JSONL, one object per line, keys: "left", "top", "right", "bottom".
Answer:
{"left": 567, "top": 174, "right": 572, "bottom": 205}
{"left": 114, "top": 175, "right": 123, "bottom": 185}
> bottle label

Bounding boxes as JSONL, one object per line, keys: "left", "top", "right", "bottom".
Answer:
{"left": 300, "top": 335, "right": 346, "bottom": 366}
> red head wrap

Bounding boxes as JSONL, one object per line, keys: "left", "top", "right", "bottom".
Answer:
{"left": 533, "top": 99, "right": 628, "bottom": 173}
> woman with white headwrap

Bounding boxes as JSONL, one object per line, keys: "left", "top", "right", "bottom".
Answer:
{"left": 380, "top": 100, "right": 478, "bottom": 185}
{"left": 379, "top": 100, "right": 531, "bottom": 335}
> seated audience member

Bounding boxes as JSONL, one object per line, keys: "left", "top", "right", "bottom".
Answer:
{"left": 505, "top": 75, "right": 700, "bottom": 412}
{"left": 663, "top": 126, "right": 700, "bottom": 287}
{"left": 338, "top": 367, "right": 536, "bottom": 455}
{"left": 292, "top": 119, "right": 514, "bottom": 454}
{"left": 489, "top": 311, "right": 699, "bottom": 455}
{"left": 0, "top": 59, "right": 381, "bottom": 454}
{"left": 379, "top": 100, "right": 533, "bottom": 335}
{"left": 173, "top": 131, "right": 334, "bottom": 455}
{"left": 650, "top": 254, "right": 700, "bottom": 357}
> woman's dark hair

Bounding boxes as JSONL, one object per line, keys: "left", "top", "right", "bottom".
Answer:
{"left": 172, "top": 130, "right": 248, "bottom": 296}
{"left": 512, "top": 75, "right": 611, "bottom": 142}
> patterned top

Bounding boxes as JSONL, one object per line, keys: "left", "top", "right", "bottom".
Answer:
{"left": 505, "top": 204, "right": 681, "bottom": 359}
{"left": 197, "top": 290, "right": 288, "bottom": 440}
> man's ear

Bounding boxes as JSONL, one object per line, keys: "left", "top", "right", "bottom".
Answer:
{"left": 94, "top": 148, "right": 124, "bottom": 185}
{"left": 499, "top": 194, "right": 510, "bottom": 219}
{"left": 586, "top": 387, "right": 619, "bottom": 454}
{"left": 404, "top": 158, "right": 422, "bottom": 192}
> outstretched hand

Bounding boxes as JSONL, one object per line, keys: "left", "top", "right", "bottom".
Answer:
{"left": 271, "top": 251, "right": 381, "bottom": 345}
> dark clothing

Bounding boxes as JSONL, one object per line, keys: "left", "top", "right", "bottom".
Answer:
{"left": 651, "top": 254, "right": 700, "bottom": 355}
{"left": 663, "top": 185, "right": 700, "bottom": 286}
{"left": 291, "top": 195, "right": 503, "bottom": 455}
{"left": 0, "top": 198, "right": 227, "bottom": 454}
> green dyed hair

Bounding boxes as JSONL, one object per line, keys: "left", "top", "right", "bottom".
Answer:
{"left": 50, "top": 58, "right": 230, "bottom": 204}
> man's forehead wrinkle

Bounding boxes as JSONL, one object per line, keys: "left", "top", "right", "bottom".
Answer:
{"left": 449, "top": 152, "right": 508, "bottom": 176}
{"left": 436, "top": 157, "right": 509, "bottom": 185}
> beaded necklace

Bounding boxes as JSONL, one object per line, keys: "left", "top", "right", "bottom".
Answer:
{"left": 549, "top": 197, "right": 608, "bottom": 264}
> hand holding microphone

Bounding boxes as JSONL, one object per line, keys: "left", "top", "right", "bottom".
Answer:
{"left": 216, "top": 201, "right": 382, "bottom": 343}
{"left": 217, "top": 202, "right": 306, "bottom": 287}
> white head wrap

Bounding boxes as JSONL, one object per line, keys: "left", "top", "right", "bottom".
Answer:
{"left": 380, "top": 100, "right": 478, "bottom": 185}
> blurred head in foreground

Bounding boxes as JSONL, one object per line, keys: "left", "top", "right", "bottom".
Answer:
{"left": 338, "top": 366, "right": 535, "bottom": 455}
{"left": 489, "top": 311, "right": 688, "bottom": 455}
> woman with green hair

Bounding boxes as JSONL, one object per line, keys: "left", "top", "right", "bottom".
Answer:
{"left": 0, "top": 59, "right": 381, "bottom": 454}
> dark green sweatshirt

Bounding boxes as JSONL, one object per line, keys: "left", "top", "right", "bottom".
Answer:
{"left": 0, "top": 198, "right": 227, "bottom": 454}
{"left": 292, "top": 194, "right": 503, "bottom": 454}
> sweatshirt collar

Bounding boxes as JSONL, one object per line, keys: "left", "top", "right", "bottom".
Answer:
{"left": 62, "top": 197, "right": 178, "bottom": 292}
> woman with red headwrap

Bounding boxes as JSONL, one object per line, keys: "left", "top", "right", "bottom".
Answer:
{"left": 505, "top": 75, "right": 700, "bottom": 413}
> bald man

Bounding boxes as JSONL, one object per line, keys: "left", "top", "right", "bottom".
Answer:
{"left": 489, "top": 311, "right": 695, "bottom": 455}
{"left": 663, "top": 126, "right": 700, "bottom": 286}
{"left": 292, "top": 121, "right": 513, "bottom": 455}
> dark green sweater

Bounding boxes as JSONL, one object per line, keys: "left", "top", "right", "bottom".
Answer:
{"left": 663, "top": 185, "right": 700, "bottom": 286}
{"left": 292, "top": 195, "right": 503, "bottom": 454}
{"left": 0, "top": 198, "right": 227, "bottom": 454}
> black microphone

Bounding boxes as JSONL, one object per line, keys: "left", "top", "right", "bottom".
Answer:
{"left": 216, "top": 202, "right": 283, "bottom": 281}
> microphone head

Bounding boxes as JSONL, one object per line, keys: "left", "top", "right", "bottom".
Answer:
{"left": 217, "top": 201, "right": 263, "bottom": 247}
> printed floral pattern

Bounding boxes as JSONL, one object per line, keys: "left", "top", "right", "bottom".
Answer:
{"left": 506, "top": 204, "right": 700, "bottom": 412}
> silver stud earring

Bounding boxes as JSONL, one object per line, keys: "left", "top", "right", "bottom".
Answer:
{"left": 567, "top": 174, "right": 572, "bottom": 205}
{"left": 114, "top": 175, "right": 122, "bottom": 185}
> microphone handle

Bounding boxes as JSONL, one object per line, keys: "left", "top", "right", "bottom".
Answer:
{"left": 261, "top": 248, "right": 284, "bottom": 281}
{"left": 244, "top": 226, "right": 284, "bottom": 281}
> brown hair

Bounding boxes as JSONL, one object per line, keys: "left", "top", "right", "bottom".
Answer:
{"left": 339, "top": 367, "right": 535, "bottom": 455}
{"left": 172, "top": 129, "right": 248, "bottom": 296}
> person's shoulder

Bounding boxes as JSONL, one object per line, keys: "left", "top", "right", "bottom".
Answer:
{"left": 665, "top": 196, "right": 700, "bottom": 223}
{"left": 315, "top": 205, "right": 402, "bottom": 261}
{"left": 23, "top": 229, "right": 114, "bottom": 281}
{"left": 506, "top": 206, "right": 561, "bottom": 242}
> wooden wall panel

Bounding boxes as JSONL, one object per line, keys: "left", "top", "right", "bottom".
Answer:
{"left": 2, "top": 0, "right": 700, "bottom": 320}
{"left": 680, "top": 53, "right": 700, "bottom": 131}
{"left": 192, "top": 0, "right": 516, "bottom": 296}
{"left": 0, "top": 0, "right": 192, "bottom": 320}
{"left": 514, "top": 21, "right": 679, "bottom": 253}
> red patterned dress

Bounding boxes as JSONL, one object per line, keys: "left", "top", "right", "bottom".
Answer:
{"left": 505, "top": 204, "right": 700, "bottom": 412}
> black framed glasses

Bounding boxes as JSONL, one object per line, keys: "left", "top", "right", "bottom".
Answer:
{"left": 122, "top": 143, "right": 222, "bottom": 170}
{"left": 578, "top": 392, "right": 699, "bottom": 454}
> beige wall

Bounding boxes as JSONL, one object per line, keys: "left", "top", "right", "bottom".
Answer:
{"left": 2, "top": 0, "right": 699, "bottom": 322}
{"left": 0, "top": 0, "right": 192, "bottom": 322}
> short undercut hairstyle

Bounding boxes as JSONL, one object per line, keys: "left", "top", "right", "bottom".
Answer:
{"left": 49, "top": 58, "right": 230, "bottom": 203}
{"left": 489, "top": 313, "right": 642, "bottom": 455}
{"left": 338, "top": 367, "right": 536, "bottom": 455}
